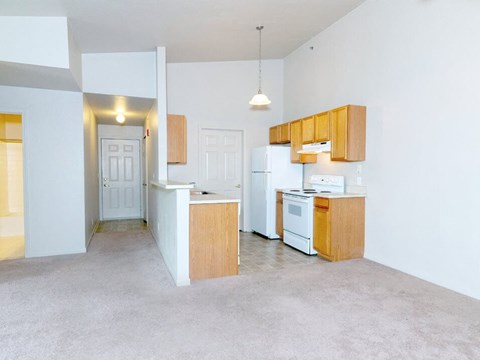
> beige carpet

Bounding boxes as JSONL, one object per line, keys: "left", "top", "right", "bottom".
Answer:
{"left": 0, "top": 229, "right": 479, "bottom": 359}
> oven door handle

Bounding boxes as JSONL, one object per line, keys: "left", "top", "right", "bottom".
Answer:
{"left": 283, "top": 196, "right": 310, "bottom": 205}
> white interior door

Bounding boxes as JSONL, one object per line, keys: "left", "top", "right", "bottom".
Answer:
{"left": 101, "top": 139, "right": 141, "bottom": 220}
{"left": 199, "top": 129, "right": 243, "bottom": 228}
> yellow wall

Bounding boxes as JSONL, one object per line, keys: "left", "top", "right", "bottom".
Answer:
{"left": 0, "top": 114, "right": 23, "bottom": 216}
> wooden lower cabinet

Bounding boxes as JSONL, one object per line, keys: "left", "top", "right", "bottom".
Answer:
{"left": 276, "top": 192, "right": 283, "bottom": 239}
{"left": 313, "top": 197, "right": 365, "bottom": 261}
{"left": 189, "top": 202, "right": 239, "bottom": 280}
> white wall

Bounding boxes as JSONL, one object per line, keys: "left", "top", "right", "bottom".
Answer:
{"left": 0, "top": 17, "right": 69, "bottom": 68}
{"left": 68, "top": 25, "right": 83, "bottom": 90}
{"left": 166, "top": 59, "right": 284, "bottom": 231}
{"left": 145, "top": 103, "right": 159, "bottom": 234}
{"left": 156, "top": 48, "right": 168, "bottom": 180}
{"left": 97, "top": 124, "right": 144, "bottom": 139}
{"left": 284, "top": 0, "right": 480, "bottom": 299}
{"left": 83, "top": 97, "right": 99, "bottom": 247}
{"left": 149, "top": 185, "right": 190, "bottom": 286}
{"left": 82, "top": 52, "right": 156, "bottom": 98}
{"left": 0, "top": 85, "right": 86, "bottom": 257}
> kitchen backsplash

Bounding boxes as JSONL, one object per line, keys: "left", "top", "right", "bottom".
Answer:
{"left": 303, "top": 152, "right": 367, "bottom": 194}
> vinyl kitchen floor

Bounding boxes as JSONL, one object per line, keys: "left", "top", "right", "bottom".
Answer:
{"left": 239, "top": 232, "right": 327, "bottom": 274}
{"left": 96, "top": 221, "right": 326, "bottom": 274}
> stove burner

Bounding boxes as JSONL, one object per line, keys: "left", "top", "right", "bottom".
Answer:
{"left": 319, "top": 191, "right": 331, "bottom": 193}
{"left": 290, "top": 189, "right": 300, "bottom": 192}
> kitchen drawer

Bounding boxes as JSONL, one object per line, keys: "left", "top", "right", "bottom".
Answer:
{"left": 314, "top": 197, "right": 329, "bottom": 209}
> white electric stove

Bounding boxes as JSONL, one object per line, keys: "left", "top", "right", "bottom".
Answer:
{"left": 282, "top": 175, "right": 345, "bottom": 255}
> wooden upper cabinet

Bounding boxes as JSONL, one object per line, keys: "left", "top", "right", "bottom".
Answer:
{"left": 269, "top": 126, "right": 278, "bottom": 144}
{"left": 289, "top": 120, "right": 302, "bottom": 163}
{"left": 302, "top": 116, "right": 315, "bottom": 144}
{"left": 167, "top": 114, "right": 187, "bottom": 164}
{"left": 270, "top": 123, "right": 290, "bottom": 144}
{"left": 314, "top": 111, "right": 330, "bottom": 142}
{"left": 290, "top": 119, "right": 316, "bottom": 163}
{"left": 330, "top": 105, "right": 366, "bottom": 162}
{"left": 279, "top": 123, "right": 291, "bottom": 143}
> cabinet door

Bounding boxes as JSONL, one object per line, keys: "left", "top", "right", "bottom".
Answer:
{"left": 167, "top": 114, "right": 187, "bottom": 164}
{"left": 314, "top": 112, "right": 330, "bottom": 142}
{"left": 302, "top": 116, "right": 315, "bottom": 144}
{"left": 269, "top": 126, "right": 278, "bottom": 144}
{"left": 280, "top": 123, "right": 290, "bottom": 143}
{"left": 330, "top": 105, "right": 366, "bottom": 161}
{"left": 330, "top": 106, "right": 348, "bottom": 160}
{"left": 276, "top": 198, "right": 283, "bottom": 239}
{"left": 313, "top": 207, "right": 331, "bottom": 257}
{"left": 290, "top": 120, "right": 302, "bottom": 162}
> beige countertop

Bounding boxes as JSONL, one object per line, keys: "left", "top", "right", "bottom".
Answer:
{"left": 276, "top": 189, "right": 366, "bottom": 199}
{"left": 313, "top": 193, "right": 366, "bottom": 199}
{"left": 150, "top": 180, "right": 194, "bottom": 190}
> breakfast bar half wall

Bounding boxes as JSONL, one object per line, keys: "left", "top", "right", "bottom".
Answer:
{"left": 149, "top": 180, "right": 193, "bottom": 286}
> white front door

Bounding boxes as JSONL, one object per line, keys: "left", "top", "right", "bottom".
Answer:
{"left": 199, "top": 129, "right": 243, "bottom": 228}
{"left": 101, "top": 139, "right": 141, "bottom": 220}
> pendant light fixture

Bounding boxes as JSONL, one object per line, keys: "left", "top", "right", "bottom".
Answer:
{"left": 249, "top": 25, "right": 271, "bottom": 106}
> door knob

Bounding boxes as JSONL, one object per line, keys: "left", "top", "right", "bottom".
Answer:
{"left": 103, "top": 184, "right": 110, "bottom": 187}
{"left": 235, "top": 184, "right": 241, "bottom": 188}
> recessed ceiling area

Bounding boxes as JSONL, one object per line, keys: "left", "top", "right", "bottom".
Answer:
{"left": 0, "top": 0, "right": 366, "bottom": 63}
{"left": 85, "top": 93, "right": 155, "bottom": 127}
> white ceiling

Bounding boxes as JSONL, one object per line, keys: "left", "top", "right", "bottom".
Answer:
{"left": 2, "top": 0, "right": 366, "bottom": 124}
{"left": 85, "top": 93, "right": 155, "bottom": 127}
{"left": 0, "top": 0, "right": 366, "bottom": 63}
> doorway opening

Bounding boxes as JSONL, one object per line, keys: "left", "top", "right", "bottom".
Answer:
{"left": 0, "top": 114, "right": 24, "bottom": 260}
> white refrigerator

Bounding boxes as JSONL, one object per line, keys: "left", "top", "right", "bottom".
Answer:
{"left": 251, "top": 146, "right": 303, "bottom": 239}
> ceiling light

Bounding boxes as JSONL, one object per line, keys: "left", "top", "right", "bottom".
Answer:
{"left": 116, "top": 113, "right": 125, "bottom": 124}
{"left": 249, "top": 25, "right": 271, "bottom": 106}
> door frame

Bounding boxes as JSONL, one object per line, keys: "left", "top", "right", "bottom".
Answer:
{"left": 198, "top": 127, "right": 245, "bottom": 230}
{"left": 98, "top": 137, "right": 144, "bottom": 221}
{"left": 142, "top": 135, "right": 148, "bottom": 222}
{"left": 0, "top": 108, "right": 29, "bottom": 258}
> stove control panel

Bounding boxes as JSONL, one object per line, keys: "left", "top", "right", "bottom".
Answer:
{"left": 308, "top": 175, "right": 345, "bottom": 193}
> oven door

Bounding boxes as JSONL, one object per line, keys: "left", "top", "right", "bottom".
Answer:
{"left": 283, "top": 194, "right": 312, "bottom": 239}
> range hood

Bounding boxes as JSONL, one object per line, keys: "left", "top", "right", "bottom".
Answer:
{"left": 297, "top": 141, "right": 331, "bottom": 154}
